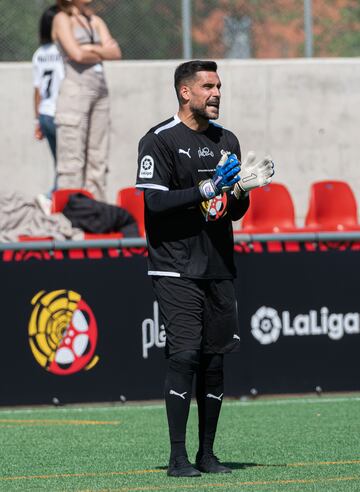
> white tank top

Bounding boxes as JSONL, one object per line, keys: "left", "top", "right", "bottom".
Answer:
{"left": 32, "top": 43, "right": 65, "bottom": 117}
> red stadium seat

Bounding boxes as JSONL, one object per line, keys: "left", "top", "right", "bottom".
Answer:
{"left": 241, "top": 183, "right": 298, "bottom": 233}
{"left": 84, "top": 232, "right": 123, "bottom": 239}
{"left": 51, "top": 188, "right": 94, "bottom": 213}
{"left": 305, "top": 180, "right": 360, "bottom": 231}
{"left": 18, "top": 233, "right": 123, "bottom": 242}
{"left": 18, "top": 235, "right": 53, "bottom": 241}
{"left": 116, "top": 187, "right": 145, "bottom": 237}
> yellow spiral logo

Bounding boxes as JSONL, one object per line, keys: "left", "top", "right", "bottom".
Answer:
{"left": 28, "top": 290, "right": 99, "bottom": 375}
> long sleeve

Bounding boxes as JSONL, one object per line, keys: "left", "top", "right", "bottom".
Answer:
{"left": 144, "top": 188, "right": 203, "bottom": 215}
{"left": 227, "top": 192, "right": 250, "bottom": 221}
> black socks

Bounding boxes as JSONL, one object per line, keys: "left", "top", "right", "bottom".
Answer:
{"left": 164, "top": 351, "right": 224, "bottom": 461}
{"left": 164, "top": 350, "right": 200, "bottom": 460}
{"left": 196, "top": 354, "right": 224, "bottom": 457}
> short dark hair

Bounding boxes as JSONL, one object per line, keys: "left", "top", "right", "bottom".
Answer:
{"left": 174, "top": 60, "right": 218, "bottom": 101}
{"left": 39, "top": 5, "right": 59, "bottom": 45}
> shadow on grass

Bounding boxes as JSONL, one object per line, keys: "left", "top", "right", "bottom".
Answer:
{"left": 155, "top": 462, "right": 285, "bottom": 471}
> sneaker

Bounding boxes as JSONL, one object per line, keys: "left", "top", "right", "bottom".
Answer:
{"left": 167, "top": 456, "right": 201, "bottom": 477}
{"left": 36, "top": 193, "right": 52, "bottom": 216}
{"left": 195, "top": 453, "right": 232, "bottom": 473}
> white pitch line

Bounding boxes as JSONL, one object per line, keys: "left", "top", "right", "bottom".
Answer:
{"left": 0, "top": 404, "right": 164, "bottom": 415}
{"left": 0, "top": 396, "right": 359, "bottom": 415}
{"left": 225, "top": 396, "right": 360, "bottom": 407}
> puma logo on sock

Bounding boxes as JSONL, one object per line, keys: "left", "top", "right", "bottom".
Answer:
{"left": 169, "top": 389, "right": 187, "bottom": 399}
{"left": 206, "top": 393, "right": 223, "bottom": 401}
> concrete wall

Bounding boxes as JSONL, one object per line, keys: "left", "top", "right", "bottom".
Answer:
{"left": 0, "top": 59, "right": 359, "bottom": 225}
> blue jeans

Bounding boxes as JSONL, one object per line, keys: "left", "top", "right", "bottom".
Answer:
{"left": 39, "top": 114, "right": 57, "bottom": 196}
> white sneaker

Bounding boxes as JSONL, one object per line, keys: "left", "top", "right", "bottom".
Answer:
{"left": 36, "top": 193, "right": 52, "bottom": 216}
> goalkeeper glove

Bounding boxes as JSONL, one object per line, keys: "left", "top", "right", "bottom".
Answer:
{"left": 199, "top": 153, "right": 240, "bottom": 200}
{"left": 234, "top": 151, "right": 274, "bottom": 198}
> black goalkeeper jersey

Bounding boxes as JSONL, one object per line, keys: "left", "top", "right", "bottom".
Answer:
{"left": 136, "top": 114, "right": 248, "bottom": 279}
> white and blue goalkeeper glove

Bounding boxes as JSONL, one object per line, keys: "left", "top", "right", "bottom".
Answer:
{"left": 199, "top": 153, "right": 240, "bottom": 200}
{"left": 234, "top": 151, "right": 275, "bottom": 198}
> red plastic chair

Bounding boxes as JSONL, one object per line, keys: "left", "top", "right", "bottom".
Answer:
{"left": 84, "top": 232, "right": 123, "bottom": 239}
{"left": 51, "top": 188, "right": 94, "bottom": 213}
{"left": 241, "top": 183, "right": 298, "bottom": 233}
{"left": 18, "top": 235, "right": 53, "bottom": 242}
{"left": 305, "top": 180, "right": 360, "bottom": 231}
{"left": 116, "top": 187, "right": 145, "bottom": 237}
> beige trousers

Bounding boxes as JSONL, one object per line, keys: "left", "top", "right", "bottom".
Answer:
{"left": 55, "top": 73, "right": 110, "bottom": 201}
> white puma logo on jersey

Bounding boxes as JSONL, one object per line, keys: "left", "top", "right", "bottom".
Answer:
{"left": 169, "top": 389, "right": 187, "bottom": 399}
{"left": 233, "top": 334, "right": 240, "bottom": 340}
{"left": 206, "top": 393, "right": 223, "bottom": 401}
{"left": 178, "top": 148, "right": 191, "bottom": 158}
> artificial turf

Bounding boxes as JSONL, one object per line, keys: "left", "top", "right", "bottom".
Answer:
{"left": 0, "top": 394, "right": 360, "bottom": 491}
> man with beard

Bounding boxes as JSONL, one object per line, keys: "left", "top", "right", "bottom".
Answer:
{"left": 136, "top": 60, "right": 274, "bottom": 477}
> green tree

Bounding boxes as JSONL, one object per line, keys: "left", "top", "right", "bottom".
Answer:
{"left": 0, "top": 0, "right": 54, "bottom": 61}
{"left": 0, "top": 0, "right": 183, "bottom": 61}
{"left": 95, "top": 0, "right": 183, "bottom": 59}
{"left": 0, "top": 0, "right": 359, "bottom": 62}
{"left": 328, "top": 2, "right": 360, "bottom": 56}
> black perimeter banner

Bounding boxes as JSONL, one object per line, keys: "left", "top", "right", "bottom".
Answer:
{"left": 1, "top": 242, "right": 360, "bottom": 405}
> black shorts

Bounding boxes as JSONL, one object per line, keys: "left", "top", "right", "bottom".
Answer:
{"left": 152, "top": 276, "right": 240, "bottom": 356}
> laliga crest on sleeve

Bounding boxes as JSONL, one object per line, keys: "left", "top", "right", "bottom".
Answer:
{"left": 139, "top": 155, "right": 154, "bottom": 178}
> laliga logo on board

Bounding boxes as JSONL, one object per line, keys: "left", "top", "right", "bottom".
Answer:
{"left": 251, "top": 306, "right": 282, "bottom": 345}
{"left": 251, "top": 306, "right": 360, "bottom": 345}
{"left": 28, "top": 290, "right": 99, "bottom": 375}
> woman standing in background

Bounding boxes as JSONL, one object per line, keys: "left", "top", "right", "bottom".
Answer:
{"left": 33, "top": 4, "right": 64, "bottom": 202}
{"left": 53, "top": 0, "right": 121, "bottom": 201}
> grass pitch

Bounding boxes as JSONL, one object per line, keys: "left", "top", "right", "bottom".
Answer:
{"left": 0, "top": 394, "right": 360, "bottom": 491}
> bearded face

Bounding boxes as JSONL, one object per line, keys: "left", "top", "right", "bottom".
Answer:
{"left": 184, "top": 71, "right": 222, "bottom": 121}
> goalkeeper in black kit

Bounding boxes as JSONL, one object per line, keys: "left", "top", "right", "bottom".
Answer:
{"left": 136, "top": 60, "right": 274, "bottom": 477}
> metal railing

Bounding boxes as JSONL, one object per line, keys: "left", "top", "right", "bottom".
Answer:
{"left": 1, "top": 231, "right": 360, "bottom": 252}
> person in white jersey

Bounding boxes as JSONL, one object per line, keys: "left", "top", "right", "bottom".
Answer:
{"left": 32, "top": 5, "right": 64, "bottom": 199}
{"left": 52, "top": 0, "right": 121, "bottom": 201}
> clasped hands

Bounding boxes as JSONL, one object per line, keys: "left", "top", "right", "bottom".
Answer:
{"left": 199, "top": 151, "right": 275, "bottom": 200}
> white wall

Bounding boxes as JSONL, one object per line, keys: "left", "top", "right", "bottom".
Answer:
{"left": 0, "top": 59, "right": 359, "bottom": 224}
